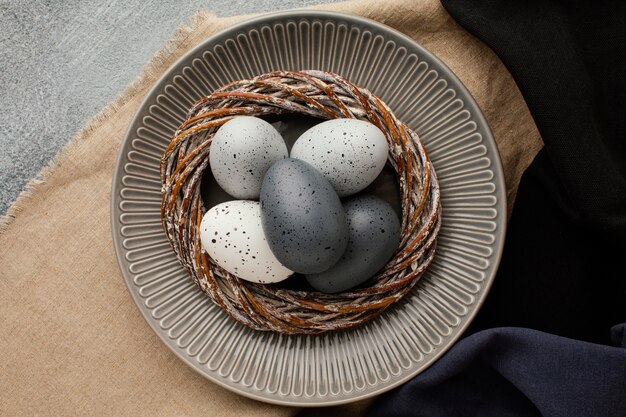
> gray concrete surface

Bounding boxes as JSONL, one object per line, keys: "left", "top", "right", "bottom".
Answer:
{"left": 0, "top": 0, "right": 340, "bottom": 214}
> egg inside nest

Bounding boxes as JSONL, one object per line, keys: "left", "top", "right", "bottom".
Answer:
{"left": 200, "top": 114, "right": 402, "bottom": 292}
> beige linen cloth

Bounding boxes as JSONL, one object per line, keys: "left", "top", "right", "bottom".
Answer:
{"left": 0, "top": 0, "right": 542, "bottom": 415}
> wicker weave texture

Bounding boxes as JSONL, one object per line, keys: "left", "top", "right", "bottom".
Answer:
{"left": 160, "top": 70, "right": 441, "bottom": 334}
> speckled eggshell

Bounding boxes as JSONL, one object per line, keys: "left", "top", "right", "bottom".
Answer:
{"left": 306, "top": 195, "right": 401, "bottom": 293}
{"left": 209, "top": 116, "right": 288, "bottom": 199}
{"left": 200, "top": 200, "right": 293, "bottom": 284}
{"left": 260, "top": 158, "right": 349, "bottom": 274}
{"left": 290, "top": 119, "right": 389, "bottom": 197}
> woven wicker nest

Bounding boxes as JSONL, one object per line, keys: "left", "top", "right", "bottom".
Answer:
{"left": 160, "top": 70, "right": 441, "bottom": 334}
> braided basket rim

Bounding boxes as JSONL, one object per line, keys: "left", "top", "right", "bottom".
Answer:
{"left": 160, "top": 70, "right": 441, "bottom": 334}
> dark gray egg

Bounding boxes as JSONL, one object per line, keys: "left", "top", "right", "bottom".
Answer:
{"left": 306, "top": 195, "right": 401, "bottom": 293}
{"left": 260, "top": 158, "right": 348, "bottom": 274}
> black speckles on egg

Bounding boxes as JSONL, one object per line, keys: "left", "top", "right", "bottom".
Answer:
{"left": 260, "top": 158, "right": 349, "bottom": 274}
{"left": 290, "top": 119, "right": 389, "bottom": 197}
{"left": 199, "top": 200, "right": 293, "bottom": 283}
{"left": 306, "top": 195, "right": 401, "bottom": 293}
{"left": 209, "top": 116, "right": 288, "bottom": 199}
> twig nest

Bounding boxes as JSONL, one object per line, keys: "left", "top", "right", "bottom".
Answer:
{"left": 160, "top": 70, "right": 441, "bottom": 334}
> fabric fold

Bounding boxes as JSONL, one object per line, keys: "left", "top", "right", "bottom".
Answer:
{"left": 366, "top": 326, "right": 626, "bottom": 417}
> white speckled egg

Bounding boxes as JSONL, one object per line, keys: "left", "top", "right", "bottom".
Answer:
{"left": 200, "top": 200, "right": 293, "bottom": 284}
{"left": 209, "top": 116, "right": 288, "bottom": 199}
{"left": 290, "top": 119, "right": 389, "bottom": 197}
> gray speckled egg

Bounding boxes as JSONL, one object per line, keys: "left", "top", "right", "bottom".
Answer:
{"left": 200, "top": 200, "right": 293, "bottom": 283}
{"left": 306, "top": 195, "right": 401, "bottom": 293}
{"left": 290, "top": 119, "right": 389, "bottom": 197}
{"left": 260, "top": 158, "right": 348, "bottom": 274}
{"left": 209, "top": 116, "right": 288, "bottom": 199}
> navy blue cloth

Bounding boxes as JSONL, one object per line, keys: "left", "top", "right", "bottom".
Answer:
{"left": 366, "top": 325, "right": 626, "bottom": 417}
{"left": 365, "top": 0, "right": 626, "bottom": 415}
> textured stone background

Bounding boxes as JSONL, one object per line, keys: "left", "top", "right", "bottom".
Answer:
{"left": 0, "top": 0, "right": 339, "bottom": 214}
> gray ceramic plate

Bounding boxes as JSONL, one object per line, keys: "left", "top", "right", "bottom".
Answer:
{"left": 111, "top": 10, "right": 506, "bottom": 407}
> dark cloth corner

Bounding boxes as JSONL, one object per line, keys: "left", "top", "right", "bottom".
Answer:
{"left": 470, "top": 148, "right": 626, "bottom": 344}
{"left": 366, "top": 0, "right": 626, "bottom": 416}
{"left": 367, "top": 325, "right": 626, "bottom": 417}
